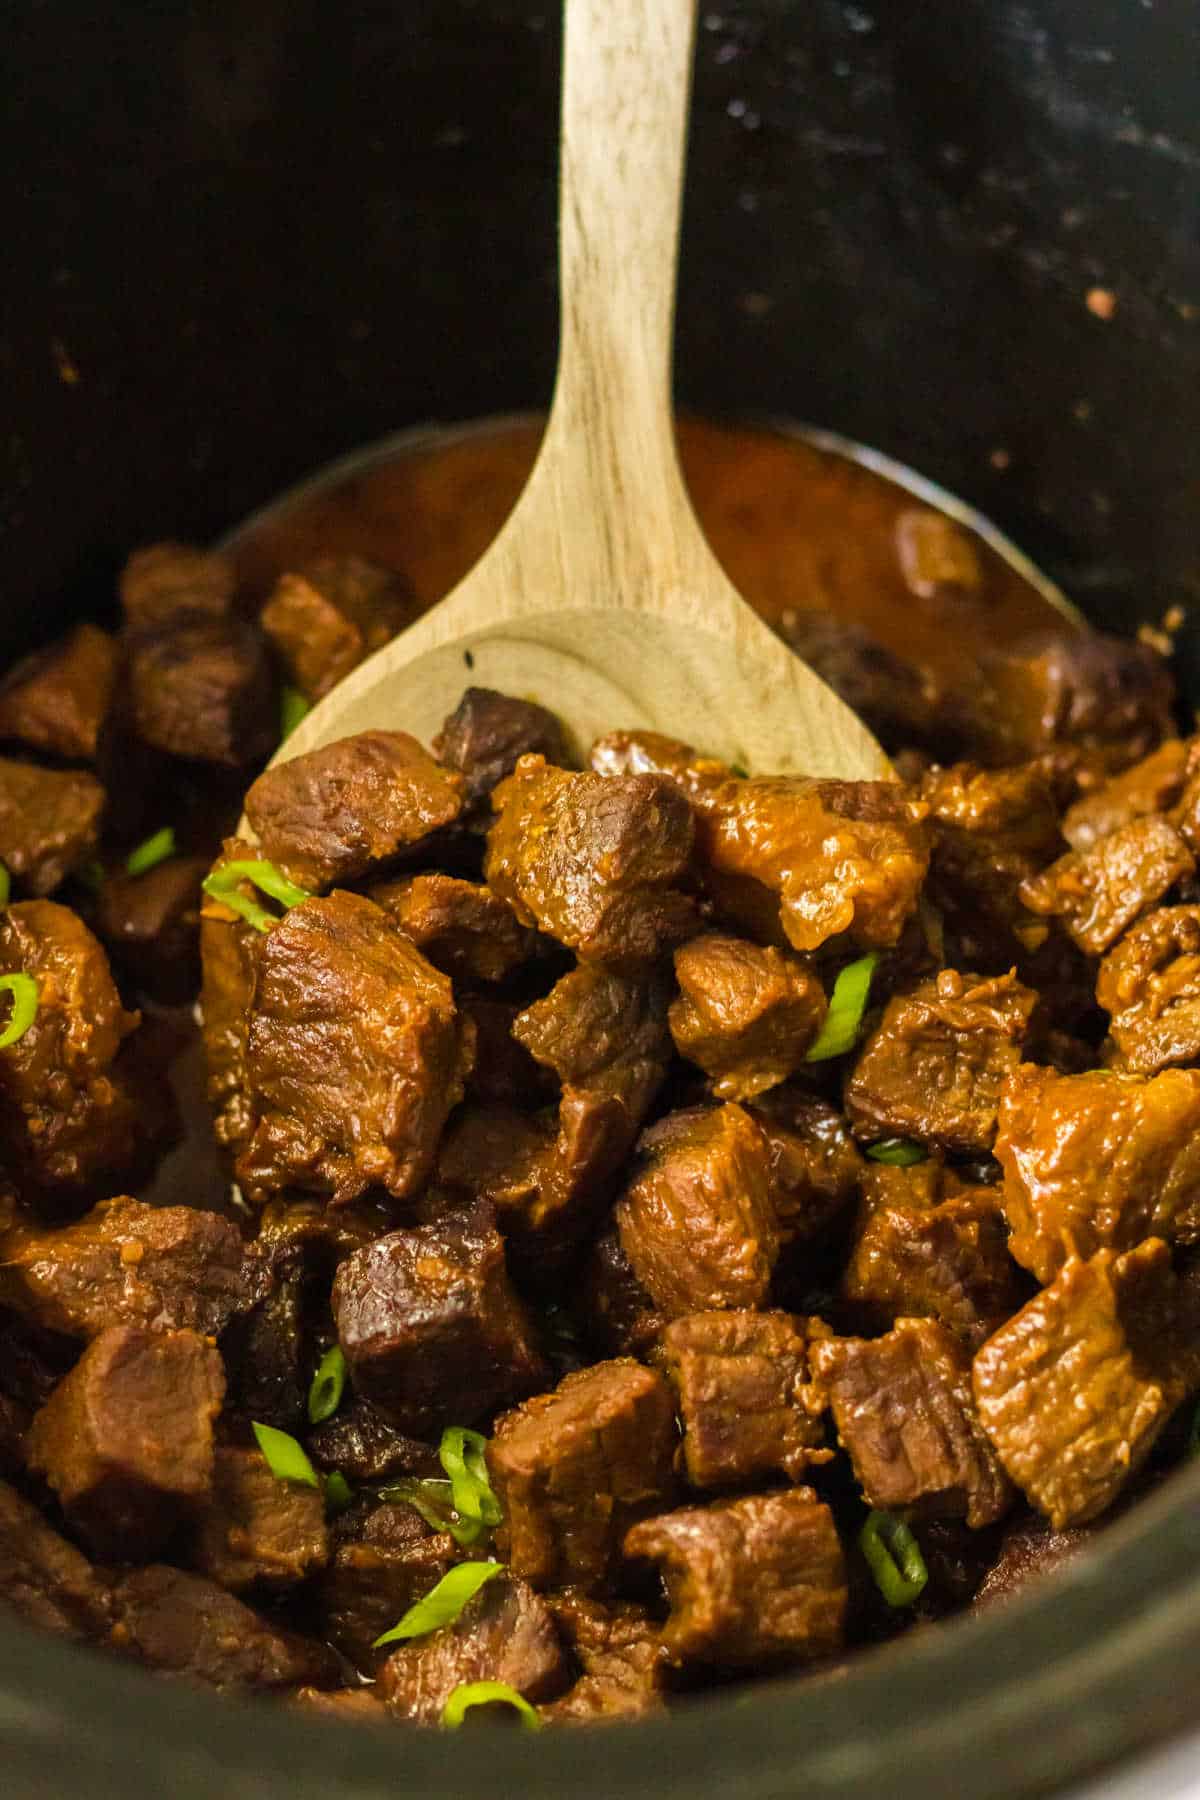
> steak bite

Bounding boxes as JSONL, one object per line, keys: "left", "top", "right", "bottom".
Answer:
{"left": 0, "top": 623, "right": 120, "bottom": 763}
{"left": 194, "top": 1446, "right": 329, "bottom": 1593}
{"left": 812, "top": 1317, "right": 1011, "bottom": 1528}
{"left": 748, "top": 1088, "right": 864, "bottom": 1244}
{"left": 487, "top": 1359, "right": 677, "bottom": 1593}
{"left": 109, "top": 1563, "right": 338, "bottom": 1692}
{"left": 995, "top": 1063, "right": 1200, "bottom": 1283}
{"left": 615, "top": 1104, "right": 780, "bottom": 1316}
{"left": 1062, "top": 738, "right": 1191, "bottom": 852}
{"left": 317, "top": 1502, "right": 459, "bottom": 1670}
{"left": 624, "top": 1488, "right": 847, "bottom": 1668}
{"left": 95, "top": 854, "right": 208, "bottom": 1001}
{"left": 0, "top": 1476, "right": 113, "bottom": 1640}
{"left": 378, "top": 1573, "right": 569, "bottom": 1724}
{"left": 1019, "top": 816, "right": 1194, "bottom": 957}
{"left": 0, "top": 758, "right": 105, "bottom": 895}
{"left": 773, "top": 613, "right": 953, "bottom": 756}
{"left": 980, "top": 628, "right": 1176, "bottom": 774}
{"left": 260, "top": 554, "right": 414, "bottom": 703}
{"left": 331, "top": 1202, "right": 547, "bottom": 1434}
{"left": 542, "top": 1593, "right": 667, "bottom": 1722}
{"left": 917, "top": 761, "right": 1063, "bottom": 961}
{"left": 245, "top": 731, "right": 465, "bottom": 893}
{"left": 668, "top": 933, "right": 827, "bottom": 1099}
{"left": 126, "top": 611, "right": 276, "bottom": 768}
{"left": 435, "top": 686, "right": 571, "bottom": 806}
{"left": 973, "top": 1238, "right": 1195, "bottom": 1528}
{"left": 307, "top": 1399, "right": 439, "bottom": 1484}
{"left": 844, "top": 969, "right": 1037, "bottom": 1154}
{"left": 119, "top": 541, "right": 236, "bottom": 627}
{"left": 199, "top": 836, "right": 266, "bottom": 1152}
{"left": 1096, "top": 906, "right": 1200, "bottom": 1073}
{"left": 973, "top": 1514, "right": 1094, "bottom": 1608}
{"left": 27, "top": 1326, "right": 224, "bottom": 1558}
{"left": 655, "top": 1310, "right": 831, "bottom": 1489}
{"left": 369, "top": 872, "right": 534, "bottom": 985}
{"left": 236, "top": 891, "right": 473, "bottom": 1205}
{"left": 577, "top": 1226, "right": 665, "bottom": 1358}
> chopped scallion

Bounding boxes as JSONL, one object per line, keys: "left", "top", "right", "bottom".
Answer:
{"left": 439, "top": 1426, "right": 502, "bottom": 1531}
{"left": 307, "top": 1344, "right": 347, "bottom": 1425}
{"left": 379, "top": 1477, "right": 484, "bottom": 1549}
{"left": 323, "top": 1470, "right": 353, "bottom": 1516}
{"left": 860, "top": 1508, "right": 928, "bottom": 1607}
{"left": 865, "top": 1138, "right": 927, "bottom": 1166}
{"left": 805, "top": 953, "right": 879, "bottom": 1062}
{"left": 441, "top": 1681, "right": 541, "bottom": 1732}
{"left": 0, "top": 861, "right": 9, "bottom": 908}
{"left": 0, "top": 974, "right": 39, "bottom": 1050}
{"left": 280, "top": 685, "right": 310, "bottom": 739}
{"left": 126, "top": 827, "right": 176, "bottom": 877}
{"left": 372, "top": 1561, "right": 504, "bottom": 1648}
{"left": 252, "top": 1421, "right": 320, "bottom": 1490}
{"left": 202, "top": 859, "right": 311, "bottom": 933}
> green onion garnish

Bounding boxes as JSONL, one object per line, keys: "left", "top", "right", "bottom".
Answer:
{"left": 323, "top": 1470, "right": 353, "bottom": 1516}
{"left": 379, "top": 1477, "right": 484, "bottom": 1549}
{"left": 729, "top": 762, "right": 750, "bottom": 779}
{"left": 202, "top": 859, "right": 311, "bottom": 934}
{"left": 280, "top": 685, "right": 310, "bottom": 739}
{"left": 0, "top": 862, "right": 9, "bottom": 908}
{"left": 372, "top": 1562, "right": 504, "bottom": 1649}
{"left": 805, "top": 953, "right": 879, "bottom": 1062}
{"left": 308, "top": 1344, "right": 347, "bottom": 1425}
{"left": 0, "top": 974, "right": 39, "bottom": 1050}
{"left": 860, "top": 1509, "right": 928, "bottom": 1607}
{"left": 865, "top": 1138, "right": 927, "bottom": 1166}
{"left": 441, "top": 1681, "right": 541, "bottom": 1732}
{"left": 439, "top": 1426, "right": 502, "bottom": 1531}
{"left": 252, "top": 1421, "right": 320, "bottom": 1489}
{"left": 125, "top": 827, "right": 176, "bottom": 877}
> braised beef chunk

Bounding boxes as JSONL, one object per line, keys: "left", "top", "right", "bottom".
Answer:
{"left": 995, "top": 1063, "right": 1200, "bottom": 1283}
{"left": 370, "top": 872, "right": 534, "bottom": 984}
{"left": 577, "top": 1227, "right": 665, "bottom": 1358}
{"left": 260, "top": 554, "right": 414, "bottom": 703}
{"left": 842, "top": 1165, "right": 1024, "bottom": 1349}
{"left": 1020, "top": 816, "right": 1194, "bottom": 957}
{"left": 615, "top": 1105, "right": 779, "bottom": 1315}
{"left": 27, "top": 1326, "right": 224, "bottom": 1557}
{"left": 199, "top": 837, "right": 266, "bottom": 1151}
{"left": 845, "top": 970, "right": 1037, "bottom": 1154}
{"left": 973, "top": 1513, "right": 1094, "bottom": 1607}
{"left": 110, "top": 1564, "right": 338, "bottom": 1692}
{"left": 194, "top": 1447, "right": 328, "bottom": 1592}
{"left": 1062, "top": 739, "right": 1191, "bottom": 851}
{"left": 317, "top": 1502, "right": 457, "bottom": 1670}
{"left": 542, "top": 1592, "right": 666, "bottom": 1722}
{"left": 95, "top": 855, "right": 208, "bottom": 1000}
{"left": 668, "top": 934, "right": 827, "bottom": 1099}
{"left": 973, "top": 1239, "right": 1195, "bottom": 1527}
{"left": 980, "top": 628, "right": 1176, "bottom": 773}
{"left": 435, "top": 687, "right": 571, "bottom": 806}
{"left": 308, "top": 1400, "right": 439, "bottom": 1484}
{"left": 918, "top": 761, "right": 1063, "bottom": 962}
{"left": 488, "top": 1359, "right": 677, "bottom": 1593}
{"left": 245, "top": 731, "right": 465, "bottom": 892}
{"left": 332, "top": 1202, "right": 546, "bottom": 1434}
{"left": 119, "top": 541, "right": 236, "bottom": 627}
{"left": 589, "top": 729, "right": 729, "bottom": 799}
{"left": 0, "top": 1197, "right": 255, "bottom": 1341}
{"left": 378, "top": 1573, "right": 568, "bottom": 1723}
{"left": 0, "top": 624, "right": 120, "bottom": 763}
{"left": 1096, "top": 907, "right": 1200, "bottom": 1072}
{"left": 126, "top": 611, "right": 275, "bottom": 768}
{"left": 222, "top": 1271, "right": 307, "bottom": 1434}
{"left": 773, "top": 612, "right": 951, "bottom": 754}
{"left": 812, "top": 1318, "right": 1011, "bottom": 1527}
{"left": 0, "top": 1477, "right": 112, "bottom": 1639}
{"left": 656, "top": 1311, "right": 830, "bottom": 1489}
{"left": 0, "top": 759, "right": 105, "bottom": 896}
{"left": 748, "top": 1089, "right": 863, "bottom": 1244}
{"left": 236, "top": 891, "right": 473, "bottom": 1205}
{"left": 625, "top": 1489, "right": 846, "bottom": 1668}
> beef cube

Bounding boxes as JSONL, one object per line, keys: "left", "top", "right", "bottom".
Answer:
{"left": 485, "top": 756, "right": 696, "bottom": 967}
{"left": 119, "top": 541, "right": 236, "bottom": 627}
{"left": 772, "top": 613, "right": 955, "bottom": 756}
{"left": 1062, "top": 738, "right": 1191, "bottom": 852}
{"left": 973, "top": 1513, "right": 1094, "bottom": 1608}
{"left": 331, "top": 1202, "right": 546, "bottom": 1433}
{"left": 542, "top": 1592, "right": 666, "bottom": 1722}
{"left": 222, "top": 1270, "right": 307, "bottom": 1433}
{"left": 973, "top": 1238, "right": 1193, "bottom": 1527}
{"left": 624, "top": 1489, "right": 846, "bottom": 1668}
{"left": 308, "top": 1399, "right": 439, "bottom": 1484}
{"left": 1096, "top": 906, "right": 1200, "bottom": 1072}
{"left": 434, "top": 686, "right": 570, "bottom": 806}
{"left": 0, "top": 1196, "right": 255, "bottom": 1341}
{"left": 1019, "top": 815, "right": 1193, "bottom": 956}
{"left": 95, "top": 854, "right": 208, "bottom": 1001}
{"left": 260, "top": 554, "right": 414, "bottom": 703}
{"left": 895, "top": 507, "right": 983, "bottom": 599}
{"left": 194, "top": 1446, "right": 328, "bottom": 1593}
{"left": 577, "top": 1227, "right": 665, "bottom": 1358}
{"left": 27, "top": 1326, "right": 224, "bottom": 1557}
{"left": 748, "top": 1089, "right": 863, "bottom": 1244}
{"left": 109, "top": 1564, "right": 338, "bottom": 1692}
{"left": 980, "top": 628, "right": 1176, "bottom": 774}
{"left": 199, "top": 837, "right": 265, "bottom": 1152}
{"left": 590, "top": 727, "right": 730, "bottom": 797}
{"left": 459, "top": 995, "right": 552, "bottom": 1107}
{"left": 656, "top": 1310, "right": 830, "bottom": 1489}
{"left": 245, "top": 730, "right": 464, "bottom": 893}
{"left": 317, "top": 1501, "right": 458, "bottom": 1670}
{"left": 0, "top": 759, "right": 105, "bottom": 896}
{"left": 995, "top": 1063, "right": 1200, "bottom": 1282}
{"left": 126, "top": 611, "right": 275, "bottom": 767}
{"left": 0, "top": 900, "right": 144, "bottom": 1188}
{"left": 918, "top": 761, "right": 1064, "bottom": 961}
{"left": 370, "top": 872, "right": 534, "bottom": 985}
{"left": 668, "top": 934, "right": 827, "bottom": 1099}
{"left": 236, "top": 891, "right": 473, "bottom": 1205}
{"left": 437, "top": 1103, "right": 554, "bottom": 1226}
{"left": 615, "top": 1105, "right": 780, "bottom": 1316}
{"left": 842, "top": 1164, "right": 1025, "bottom": 1349}
{"left": 845, "top": 969, "right": 1037, "bottom": 1154}
{"left": 488, "top": 1359, "right": 677, "bottom": 1593}
{"left": 378, "top": 1573, "right": 568, "bottom": 1723}
{"left": 0, "top": 1476, "right": 112, "bottom": 1640}
{"left": 812, "top": 1318, "right": 1011, "bottom": 1527}
{"left": 0, "top": 623, "right": 120, "bottom": 763}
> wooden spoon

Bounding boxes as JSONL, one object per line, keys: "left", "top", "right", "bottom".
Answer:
{"left": 269, "top": 0, "right": 889, "bottom": 782}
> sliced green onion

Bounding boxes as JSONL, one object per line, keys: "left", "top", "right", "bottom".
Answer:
{"left": 439, "top": 1426, "right": 502, "bottom": 1530}
{"left": 379, "top": 1477, "right": 485, "bottom": 1549}
{"left": 202, "top": 859, "right": 311, "bottom": 933}
{"left": 280, "top": 685, "right": 310, "bottom": 739}
{"left": 252, "top": 1421, "right": 320, "bottom": 1489}
{"left": 323, "top": 1469, "right": 353, "bottom": 1516}
{"left": 126, "top": 827, "right": 176, "bottom": 877}
{"left": 372, "top": 1562, "right": 504, "bottom": 1648}
{"left": 0, "top": 862, "right": 9, "bottom": 908}
{"left": 865, "top": 1138, "right": 927, "bottom": 1166}
{"left": 0, "top": 974, "right": 39, "bottom": 1050}
{"left": 860, "top": 1509, "right": 928, "bottom": 1607}
{"left": 441, "top": 1681, "right": 541, "bottom": 1732}
{"left": 729, "top": 762, "right": 750, "bottom": 779}
{"left": 805, "top": 953, "right": 879, "bottom": 1062}
{"left": 308, "top": 1344, "right": 347, "bottom": 1425}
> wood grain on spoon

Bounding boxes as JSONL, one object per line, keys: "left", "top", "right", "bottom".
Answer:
{"left": 268, "top": 0, "right": 889, "bottom": 781}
